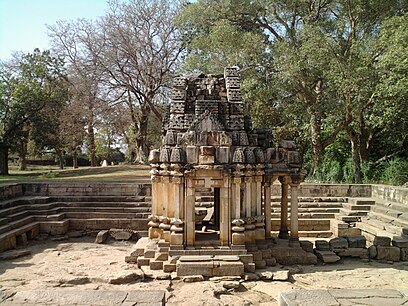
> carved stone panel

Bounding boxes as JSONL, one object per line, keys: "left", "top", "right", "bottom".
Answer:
{"left": 172, "top": 89, "right": 186, "bottom": 100}
{"left": 228, "top": 115, "right": 245, "bottom": 130}
{"left": 170, "top": 101, "right": 185, "bottom": 114}
{"left": 229, "top": 102, "right": 243, "bottom": 115}
{"left": 225, "top": 77, "right": 240, "bottom": 88}
{"left": 173, "top": 77, "right": 187, "bottom": 88}
{"left": 227, "top": 88, "right": 242, "bottom": 101}
{"left": 169, "top": 114, "right": 184, "bottom": 129}
{"left": 224, "top": 67, "right": 239, "bottom": 77}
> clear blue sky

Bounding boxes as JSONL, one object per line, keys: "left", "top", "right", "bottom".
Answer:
{"left": 0, "top": 0, "right": 109, "bottom": 61}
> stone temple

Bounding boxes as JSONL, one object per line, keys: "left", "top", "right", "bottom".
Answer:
{"left": 136, "top": 67, "right": 315, "bottom": 275}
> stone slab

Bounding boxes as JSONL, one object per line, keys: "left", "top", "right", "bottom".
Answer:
{"left": 392, "top": 237, "right": 408, "bottom": 248}
{"left": 2, "top": 290, "right": 164, "bottom": 306}
{"left": 279, "top": 289, "right": 408, "bottom": 306}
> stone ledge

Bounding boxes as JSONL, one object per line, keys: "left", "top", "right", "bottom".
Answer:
{"left": 279, "top": 289, "right": 408, "bottom": 306}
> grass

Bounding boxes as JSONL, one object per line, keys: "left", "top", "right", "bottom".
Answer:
{"left": 0, "top": 164, "right": 151, "bottom": 184}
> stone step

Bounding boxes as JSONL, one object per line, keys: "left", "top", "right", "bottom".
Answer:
{"left": 63, "top": 212, "right": 150, "bottom": 219}
{"left": 0, "top": 221, "right": 40, "bottom": 252}
{"left": 374, "top": 199, "right": 408, "bottom": 213}
{"left": 270, "top": 202, "right": 344, "bottom": 209}
{"left": 270, "top": 197, "right": 348, "bottom": 203}
{"left": 69, "top": 218, "right": 148, "bottom": 231}
{"left": 336, "top": 215, "right": 361, "bottom": 222}
{"left": 33, "top": 213, "right": 66, "bottom": 222}
{"left": 0, "top": 216, "right": 35, "bottom": 235}
{"left": 370, "top": 205, "right": 405, "bottom": 219}
{"left": 271, "top": 207, "right": 341, "bottom": 213}
{"left": 270, "top": 219, "right": 331, "bottom": 231}
{"left": 356, "top": 221, "right": 394, "bottom": 240}
{"left": 359, "top": 218, "right": 404, "bottom": 236}
{"left": 348, "top": 198, "right": 376, "bottom": 205}
{"left": 270, "top": 230, "right": 333, "bottom": 238}
{"left": 270, "top": 213, "right": 336, "bottom": 219}
{"left": 195, "top": 196, "right": 214, "bottom": 202}
{"left": 0, "top": 196, "right": 51, "bottom": 210}
{"left": 49, "top": 196, "right": 149, "bottom": 203}
{"left": 342, "top": 203, "right": 372, "bottom": 211}
{"left": 169, "top": 249, "right": 247, "bottom": 257}
{"left": 338, "top": 208, "right": 369, "bottom": 216}
{"left": 195, "top": 202, "right": 214, "bottom": 208}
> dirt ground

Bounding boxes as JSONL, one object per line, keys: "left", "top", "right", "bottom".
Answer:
{"left": 1, "top": 236, "right": 408, "bottom": 306}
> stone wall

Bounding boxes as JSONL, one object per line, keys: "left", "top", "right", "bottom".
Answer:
{"left": 0, "top": 183, "right": 24, "bottom": 201}
{"left": 371, "top": 184, "right": 408, "bottom": 205}
{"left": 22, "top": 182, "right": 151, "bottom": 197}
{"left": 271, "top": 184, "right": 372, "bottom": 198}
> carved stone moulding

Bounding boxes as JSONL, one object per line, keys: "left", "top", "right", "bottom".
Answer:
{"left": 225, "top": 77, "right": 240, "bottom": 88}
{"left": 228, "top": 115, "right": 245, "bottom": 130}
{"left": 172, "top": 89, "right": 186, "bottom": 100}
{"left": 170, "top": 101, "right": 185, "bottom": 114}
{"left": 232, "top": 147, "right": 245, "bottom": 163}
{"left": 227, "top": 88, "right": 242, "bottom": 101}
{"left": 173, "top": 77, "right": 187, "bottom": 88}
{"left": 244, "top": 148, "right": 256, "bottom": 164}
{"left": 168, "top": 114, "right": 184, "bottom": 129}
{"left": 229, "top": 102, "right": 243, "bottom": 115}
{"left": 224, "top": 67, "right": 239, "bottom": 77}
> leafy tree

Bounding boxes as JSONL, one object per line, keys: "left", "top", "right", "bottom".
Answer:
{"left": 0, "top": 49, "right": 67, "bottom": 174}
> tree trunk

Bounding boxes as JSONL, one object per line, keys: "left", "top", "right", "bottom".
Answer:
{"left": 56, "top": 148, "right": 64, "bottom": 170}
{"left": 310, "top": 114, "right": 323, "bottom": 177}
{"left": 72, "top": 148, "right": 78, "bottom": 169}
{"left": 140, "top": 105, "right": 149, "bottom": 159}
{"left": 87, "top": 111, "right": 97, "bottom": 167}
{"left": 0, "top": 145, "right": 9, "bottom": 175}
{"left": 18, "top": 140, "right": 28, "bottom": 171}
{"left": 350, "top": 138, "right": 362, "bottom": 183}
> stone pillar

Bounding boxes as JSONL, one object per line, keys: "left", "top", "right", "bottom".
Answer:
{"left": 173, "top": 177, "right": 184, "bottom": 219}
{"left": 251, "top": 177, "right": 257, "bottom": 216}
{"left": 264, "top": 182, "right": 272, "bottom": 238}
{"left": 278, "top": 176, "right": 290, "bottom": 239}
{"left": 162, "top": 176, "right": 170, "bottom": 217}
{"left": 151, "top": 176, "right": 160, "bottom": 216}
{"left": 185, "top": 178, "right": 195, "bottom": 246}
{"left": 233, "top": 177, "right": 241, "bottom": 219}
{"left": 219, "top": 186, "right": 230, "bottom": 246}
{"left": 245, "top": 177, "right": 252, "bottom": 217}
{"left": 255, "top": 176, "right": 262, "bottom": 216}
{"left": 290, "top": 183, "right": 300, "bottom": 241}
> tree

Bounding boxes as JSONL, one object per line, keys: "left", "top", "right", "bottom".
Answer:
{"left": 0, "top": 49, "right": 67, "bottom": 175}
{"left": 177, "top": 0, "right": 343, "bottom": 176}
{"left": 48, "top": 0, "right": 184, "bottom": 163}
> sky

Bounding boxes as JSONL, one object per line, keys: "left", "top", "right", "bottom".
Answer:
{"left": 0, "top": 0, "right": 110, "bottom": 61}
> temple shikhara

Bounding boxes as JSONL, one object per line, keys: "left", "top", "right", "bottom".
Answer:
{"left": 137, "top": 67, "right": 315, "bottom": 276}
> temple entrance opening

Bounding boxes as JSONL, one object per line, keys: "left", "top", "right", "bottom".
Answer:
{"left": 195, "top": 187, "right": 220, "bottom": 245}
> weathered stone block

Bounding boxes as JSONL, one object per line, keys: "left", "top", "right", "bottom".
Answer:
{"left": 315, "top": 240, "right": 330, "bottom": 251}
{"left": 392, "top": 237, "right": 408, "bottom": 248}
{"left": 373, "top": 236, "right": 391, "bottom": 247}
{"left": 163, "top": 263, "right": 176, "bottom": 273}
{"left": 300, "top": 240, "right": 313, "bottom": 253}
{"left": 176, "top": 261, "right": 213, "bottom": 277}
{"left": 213, "top": 261, "right": 244, "bottom": 276}
{"left": 216, "top": 146, "right": 230, "bottom": 164}
{"left": 347, "top": 235, "right": 366, "bottom": 248}
{"left": 254, "top": 260, "right": 266, "bottom": 269}
{"left": 186, "top": 146, "right": 199, "bottom": 164}
{"left": 368, "top": 245, "right": 377, "bottom": 259}
{"left": 244, "top": 263, "right": 256, "bottom": 273}
{"left": 155, "top": 252, "right": 168, "bottom": 261}
{"left": 251, "top": 250, "right": 263, "bottom": 261}
{"left": 170, "top": 233, "right": 183, "bottom": 245}
{"left": 150, "top": 260, "right": 164, "bottom": 270}
{"left": 144, "top": 250, "right": 156, "bottom": 258}
{"left": 377, "top": 246, "right": 400, "bottom": 262}
{"left": 400, "top": 248, "right": 408, "bottom": 261}
{"left": 266, "top": 258, "right": 277, "bottom": 266}
{"left": 137, "top": 257, "right": 150, "bottom": 267}
{"left": 199, "top": 155, "right": 215, "bottom": 164}
{"left": 329, "top": 237, "right": 348, "bottom": 251}
{"left": 314, "top": 250, "right": 341, "bottom": 263}
{"left": 336, "top": 248, "right": 368, "bottom": 258}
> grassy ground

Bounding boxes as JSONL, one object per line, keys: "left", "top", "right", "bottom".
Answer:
{"left": 0, "top": 164, "right": 151, "bottom": 184}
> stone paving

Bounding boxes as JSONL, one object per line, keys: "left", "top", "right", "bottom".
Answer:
{"left": 1, "top": 289, "right": 165, "bottom": 306}
{"left": 279, "top": 289, "right": 408, "bottom": 306}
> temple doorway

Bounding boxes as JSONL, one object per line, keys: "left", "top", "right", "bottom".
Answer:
{"left": 194, "top": 187, "right": 221, "bottom": 245}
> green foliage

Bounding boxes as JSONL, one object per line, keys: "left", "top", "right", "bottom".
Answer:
{"left": 380, "top": 158, "right": 408, "bottom": 186}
